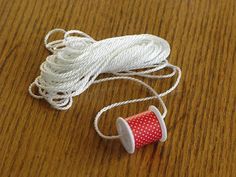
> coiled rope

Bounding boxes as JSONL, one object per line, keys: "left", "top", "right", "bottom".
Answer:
{"left": 29, "top": 28, "right": 181, "bottom": 139}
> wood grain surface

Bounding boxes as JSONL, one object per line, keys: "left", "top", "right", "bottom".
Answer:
{"left": 0, "top": 0, "right": 235, "bottom": 176}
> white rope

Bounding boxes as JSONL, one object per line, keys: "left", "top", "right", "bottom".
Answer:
{"left": 29, "top": 28, "right": 181, "bottom": 139}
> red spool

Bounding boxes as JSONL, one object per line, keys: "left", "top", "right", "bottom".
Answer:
{"left": 116, "top": 105, "right": 167, "bottom": 154}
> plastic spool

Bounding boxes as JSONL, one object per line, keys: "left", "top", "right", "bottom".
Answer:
{"left": 116, "top": 105, "right": 167, "bottom": 154}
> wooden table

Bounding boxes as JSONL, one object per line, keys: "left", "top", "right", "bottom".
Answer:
{"left": 0, "top": 0, "right": 235, "bottom": 176}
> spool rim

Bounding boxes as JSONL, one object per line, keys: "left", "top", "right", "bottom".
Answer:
{"left": 116, "top": 117, "right": 135, "bottom": 154}
{"left": 149, "top": 105, "right": 167, "bottom": 142}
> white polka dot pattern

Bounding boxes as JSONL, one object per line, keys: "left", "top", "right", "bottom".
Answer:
{"left": 126, "top": 111, "right": 162, "bottom": 148}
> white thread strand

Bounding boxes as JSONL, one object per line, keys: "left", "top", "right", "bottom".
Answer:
{"left": 93, "top": 66, "right": 181, "bottom": 139}
{"left": 29, "top": 29, "right": 181, "bottom": 139}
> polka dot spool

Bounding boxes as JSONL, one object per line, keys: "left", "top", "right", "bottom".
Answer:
{"left": 116, "top": 105, "right": 167, "bottom": 154}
